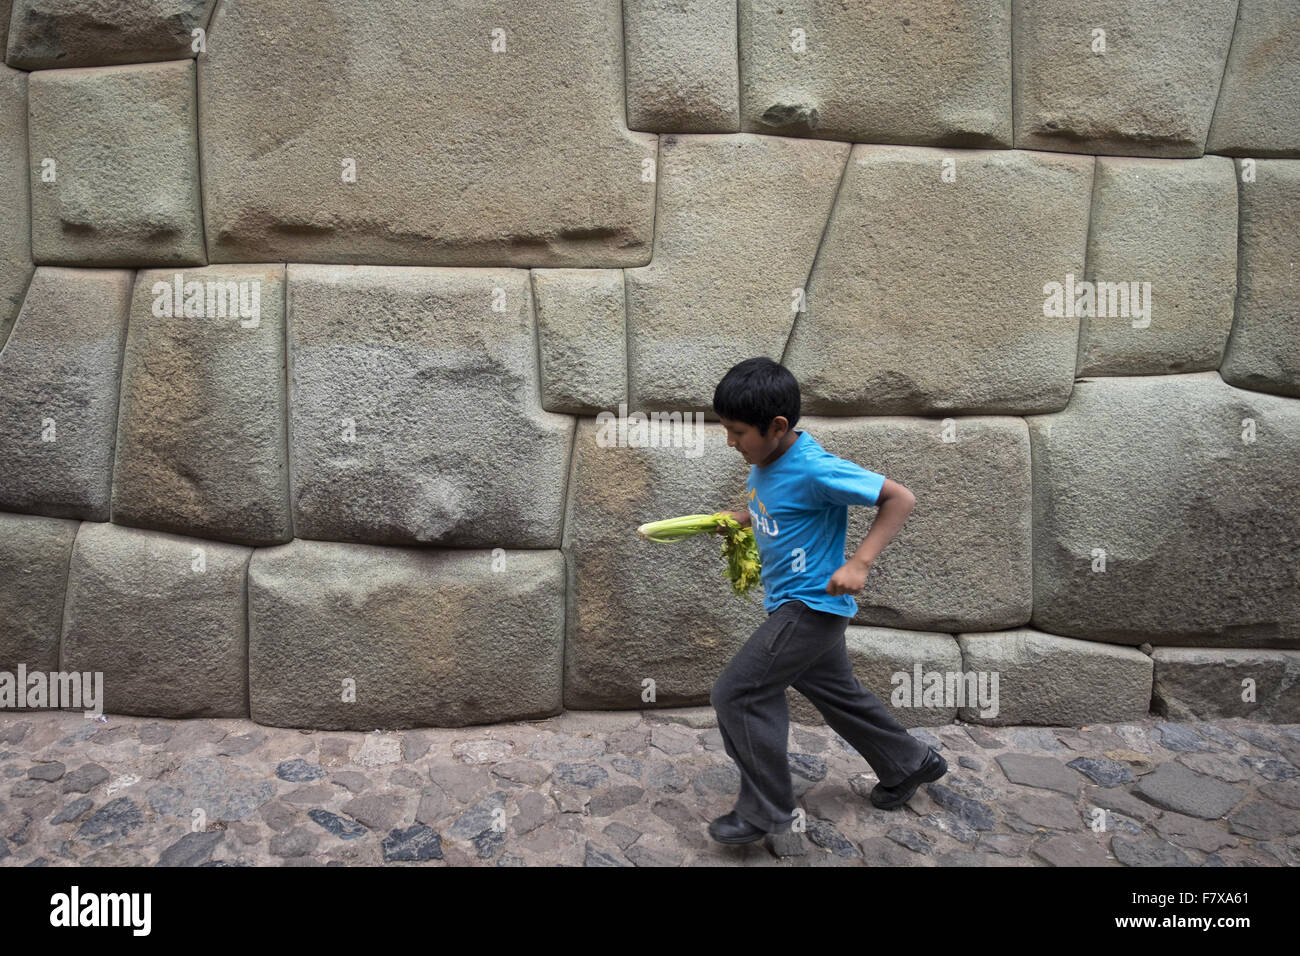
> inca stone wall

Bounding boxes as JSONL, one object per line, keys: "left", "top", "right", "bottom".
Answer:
{"left": 0, "top": 0, "right": 1297, "bottom": 730}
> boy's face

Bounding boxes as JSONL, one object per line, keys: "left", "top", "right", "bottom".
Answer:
{"left": 719, "top": 415, "right": 789, "bottom": 466}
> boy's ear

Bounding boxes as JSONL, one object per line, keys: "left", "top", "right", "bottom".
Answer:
{"left": 765, "top": 415, "right": 790, "bottom": 438}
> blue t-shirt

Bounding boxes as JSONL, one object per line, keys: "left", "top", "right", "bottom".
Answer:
{"left": 746, "top": 430, "right": 886, "bottom": 618}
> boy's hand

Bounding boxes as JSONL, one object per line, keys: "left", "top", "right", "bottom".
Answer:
{"left": 712, "top": 510, "right": 749, "bottom": 534}
{"left": 826, "top": 557, "right": 872, "bottom": 595}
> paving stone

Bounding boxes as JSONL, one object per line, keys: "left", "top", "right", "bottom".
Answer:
{"left": 885, "top": 826, "right": 935, "bottom": 855}
{"left": 1226, "top": 799, "right": 1300, "bottom": 840}
{"left": 1006, "top": 792, "right": 1080, "bottom": 831}
{"left": 583, "top": 842, "right": 630, "bottom": 867}
{"left": 1259, "top": 781, "right": 1300, "bottom": 810}
{"left": 61, "top": 764, "right": 109, "bottom": 794}
{"left": 649, "top": 724, "right": 697, "bottom": 756}
{"left": 1239, "top": 756, "right": 1300, "bottom": 782}
{"left": 978, "top": 833, "right": 1030, "bottom": 858}
{"left": 138, "top": 724, "right": 172, "bottom": 745}
{"left": 428, "top": 764, "right": 491, "bottom": 804}
{"left": 281, "top": 785, "right": 334, "bottom": 807}
{"left": 1155, "top": 723, "right": 1213, "bottom": 753}
{"left": 27, "top": 762, "right": 64, "bottom": 782}
{"left": 926, "top": 784, "right": 996, "bottom": 830}
{"left": 329, "top": 771, "right": 370, "bottom": 794}
{"left": 1111, "top": 836, "right": 1192, "bottom": 866}
{"left": 646, "top": 761, "right": 688, "bottom": 793}
{"left": 512, "top": 791, "right": 556, "bottom": 836}
{"left": 10, "top": 779, "right": 45, "bottom": 798}
{"left": 490, "top": 760, "right": 551, "bottom": 786}
{"left": 553, "top": 762, "right": 609, "bottom": 789}
{"left": 216, "top": 733, "right": 266, "bottom": 757}
{"left": 382, "top": 825, "right": 442, "bottom": 862}
{"left": 1031, "top": 833, "right": 1112, "bottom": 867}
{"left": 995, "top": 753, "right": 1081, "bottom": 796}
{"left": 789, "top": 753, "right": 827, "bottom": 782}
{"left": 1155, "top": 812, "right": 1241, "bottom": 853}
{"left": 74, "top": 797, "right": 143, "bottom": 848}
{"left": 957, "top": 756, "right": 983, "bottom": 772}
{"left": 308, "top": 809, "right": 368, "bottom": 840}
{"left": 589, "top": 785, "right": 644, "bottom": 817}
{"left": 157, "top": 830, "right": 225, "bottom": 867}
{"left": 447, "top": 793, "right": 507, "bottom": 841}
{"left": 602, "top": 822, "right": 641, "bottom": 850}
{"left": 49, "top": 796, "right": 94, "bottom": 825}
{"left": 1176, "top": 753, "right": 1254, "bottom": 783}
{"left": 917, "top": 811, "right": 979, "bottom": 845}
{"left": 806, "top": 818, "right": 860, "bottom": 858}
{"left": 609, "top": 756, "right": 644, "bottom": 781}
{"left": 1133, "top": 763, "right": 1246, "bottom": 820}
{"left": 1067, "top": 757, "right": 1135, "bottom": 788}
{"left": 275, "top": 759, "right": 327, "bottom": 783}
{"left": 765, "top": 830, "right": 806, "bottom": 858}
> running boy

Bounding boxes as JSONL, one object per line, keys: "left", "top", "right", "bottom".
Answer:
{"left": 706, "top": 356, "right": 947, "bottom": 844}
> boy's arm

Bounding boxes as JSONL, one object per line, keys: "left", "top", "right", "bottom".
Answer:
{"left": 826, "top": 479, "right": 916, "bottom": 595}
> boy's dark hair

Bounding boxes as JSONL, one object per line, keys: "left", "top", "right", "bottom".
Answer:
{"left": 712, "top": 357, "right": 801, "bottom": 435}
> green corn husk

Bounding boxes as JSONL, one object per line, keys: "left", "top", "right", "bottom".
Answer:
{"left": 636, "top": 512, "right": 762, "bottom": 598}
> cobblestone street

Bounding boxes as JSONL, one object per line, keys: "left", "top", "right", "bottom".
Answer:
{"left": 1, "top": 710, "right": 1297, "bottom": 867}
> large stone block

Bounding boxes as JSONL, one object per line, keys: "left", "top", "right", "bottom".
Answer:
{"left": 739, "top": 0, "right": 1012, "bottom": 147}
{"left": 532, "top": 268, "right": 626, "bottom": 415}
{"left": 287, "top": 265, "right": 573, "bottom": 547}
{"left": 957, "top": 630, "right": 1153, "bottom": 725}
{"left": 1206, "top": 0, "right": 1300, "bottom": 157}
{"left": 624, "top": 0, "right": 739, "bottom": 132}
{"left": 1012, "top": 0, "right": 1237, "bottom": 157}
{"left": 5, "top": 0, "right": 215, "bottom": 69}
{"left": 199, "top": 0, "right": 656, "bottom": 266}
{"left": 1026, "top": 373, "right": 1300, "bottom": 647}
{"left": 626, "top": 132, "right": 846, "bottom": 410}
{"left": 785, "top": 145, "right": 1092, "bottom": 414}
{"left": 0, "top": 511, "right": 79, "bottom": 675}
{"left": 788, "top": 627, "right": 962, "bottom": 729}
{"left": 248, "top": 539, "right": 564, "bottom": 729}
{"left": 0, "top": 267, "right": 132, "bottom": 520}
{"left": 28, "top": 59, "right": 205, "bottom": 266}
{"left": 802, "top": 416, "right": 1032, "bottom": 632}
{"left": 1152, "top": 647, "right": 1300, "bottom": 722}
{"left": 0, "top": 63, "right": 30, "bottom": 342}
{"left": 110, "top": 265, "right": 291, "bottom": 546}
{"left": 1220, "top": 159, "right": 1300, "bottom": 397}
{"left": 562, "top": 418, "right": 763, "bottom": 708}
{"left": 1078, "top": 156, "right": 1237, "bottom": 376}
{"left": 60, "top": 521, "right": 251, "bottom": 718}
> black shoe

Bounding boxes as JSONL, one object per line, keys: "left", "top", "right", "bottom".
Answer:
{"left": 707, "top": 810, "right": 769, "bottom": 845}
{"left": 869, "top": 747, "right": 948, "bottom": 810}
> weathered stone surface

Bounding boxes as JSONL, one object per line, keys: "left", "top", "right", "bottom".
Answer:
{"left": 28, "top": 60, "right": 205, "bottom": 266}
{"left": 1111, "top": 835, "right": 1191, "bottom": 866}
{"left": 1013, "top": 0, "right": 1237, "bottom": 156}
{"left": 1153, "top": 648, "right": 1300, "bottom": 722}
{"left": 626, "top": 132, "right": 846, "bottom": 410}
{"left": 1155, "top": 811, "right": 1240, "bottom": 853}
{"left": 0, "top": 268, "right": 133, "bottom": 520}
{"left": 1220, "top": 160, "right": 1300, "bottom": 397}
{"left": 532, "top": 269, "right": 626, "bottom": 415}
{"left": 788, "top": 626, "right": 961, "bottom": 729}
{"left": 995, "top": 754, "right": 1081, "bottom": 797}
{"left": 1226, "top": 798, "right": 1300, "bottom": 840}
{"left": 1031, "top": 832, "right": 1112, "bottom": 866}
{"left": 0, "top": 64, "right": 30, "bottom": 341}
{"left": 1026, "top": 373, "right": 1300, "bottom": 647}
{"left": 111, "top": 265, "right": 291, "bottom": 546}
{"left": 1067, "top": 757, "right": 1135, "bottom": 788}
{"left": 199, "top": 0, "right": 655, "bottom": 266}
{"left": 625, "top": 0, "right": 738, "bottom": 132}
{"left": 249, "top": 539, "right": 564, "bottom": 728}
{"left": 5, "top": 0, "right": 214, "bottom": 69}
{"left": 800, "top": 418, "right": 1032, "bottom": 632}
{"left": 562, "top": 418, "right": 763, "bottom": 707}
{"left": 1206, "top": 0, "right": 1300, "bottom": 157}
{"left": 739, "top": 0, "right": 1012, "bottom": 147}
{"left": 957, "top": 630, "right": 1152, "bottom": 725}
{"left": 156, "top": 829, "right": 224, "bottom": 866}
{"left": 0, "top": 513, "right": 78, "bottom": 675}
{"left": 1077, "top": 156, "right": 1237, "bottom": 376}
{"left": 785, "top": 145, "right": 1092, "bottom": 415}
{"left": 61, "top": 522, "right": 250, "bottom": 718}
{"left": 1133, "top": 762, "right": 1246, "bottom": 819}
{"left": 286, "top": 265, "right": 572, "bottom": 547}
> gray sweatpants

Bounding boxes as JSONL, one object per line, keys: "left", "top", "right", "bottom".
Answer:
{"left": 710, "top": 598, "right": 931, "bottom": 831}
